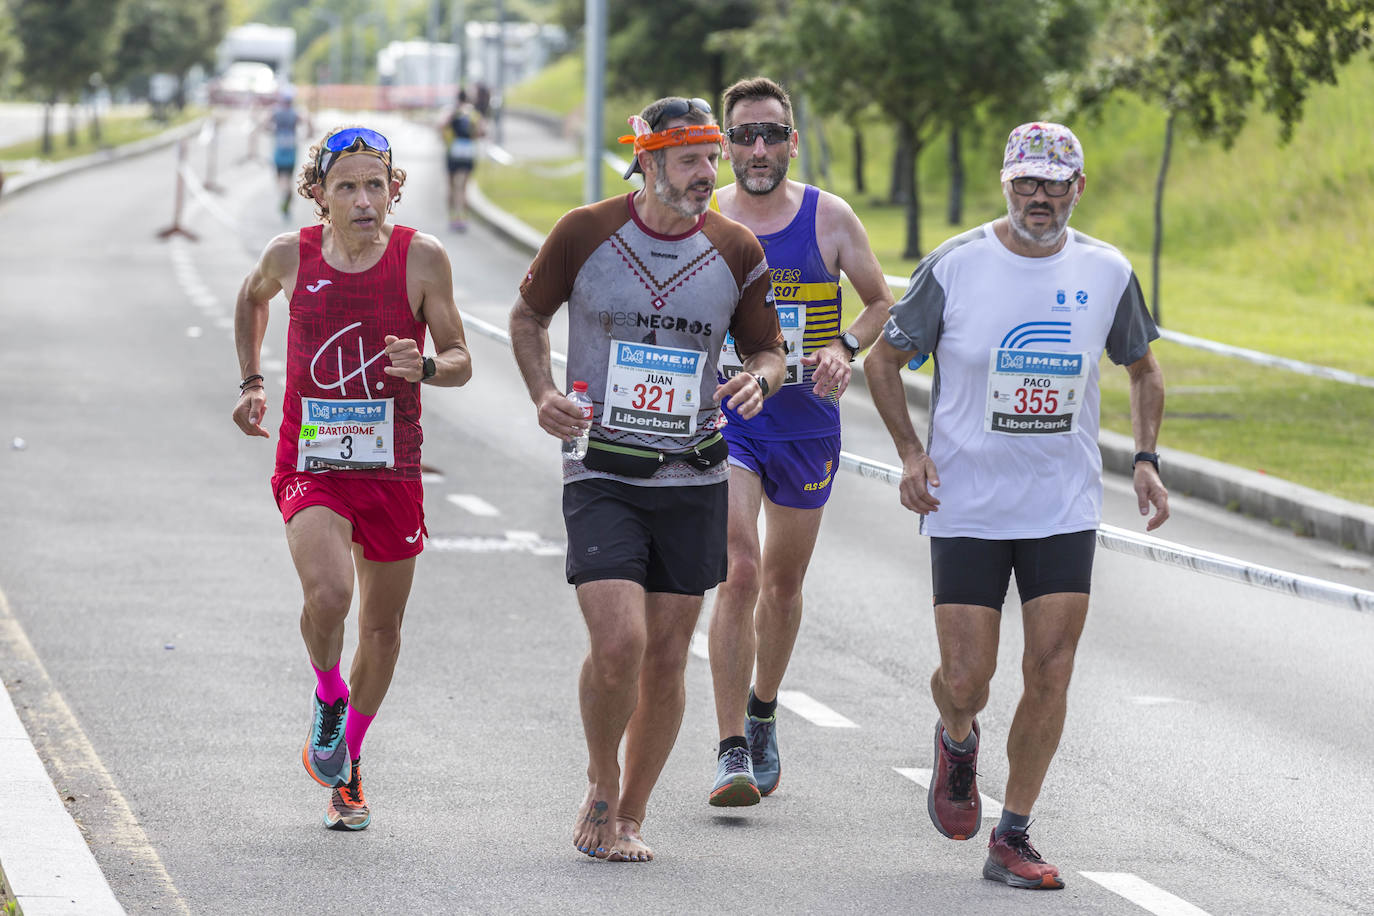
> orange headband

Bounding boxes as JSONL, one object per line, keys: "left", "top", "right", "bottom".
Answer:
{"left": 617, "top": 123, "right": 724, "bottom": 155}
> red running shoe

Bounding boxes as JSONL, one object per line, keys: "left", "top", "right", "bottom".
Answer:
{"left": 324, "top": 757, "right": 371, "bottom": 831}
{"left": 983, "top": 828, "right": 1064, "bottom": 889}
{"left": 927, "top": 718, "right": 980, "bottom": 840}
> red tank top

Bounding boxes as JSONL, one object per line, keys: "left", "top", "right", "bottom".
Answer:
{"left": 274, "top": 224, "right": 426, "bottom": 480}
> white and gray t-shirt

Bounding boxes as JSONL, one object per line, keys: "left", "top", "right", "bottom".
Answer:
{"left": 882, "top": 222, "right": 1157, "bottom": 539}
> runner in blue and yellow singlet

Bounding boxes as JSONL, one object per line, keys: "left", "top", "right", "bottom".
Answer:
{"left": 705, "top": 77, "right": 895, "bottom": 807}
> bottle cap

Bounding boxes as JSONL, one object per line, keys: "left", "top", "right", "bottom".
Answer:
{"left": 573, "top": 380, "right": 588, "bottom": 391}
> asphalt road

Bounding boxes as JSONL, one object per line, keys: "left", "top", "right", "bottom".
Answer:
{"left": 1, "top": 111, "right": 1372, "bottom": 915}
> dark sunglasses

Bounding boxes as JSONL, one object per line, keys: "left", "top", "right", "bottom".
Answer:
{"left": 651, "top": 97, "right": 712, "bottom": 129}
{"left": 1009, "top": 174, "right": 1076, "bottom": 198}
{"left": 726, "top": 122, "right": 794, "bottom": 147}
{"left": 317, "top": 127, "right": 393, "bottom": 181}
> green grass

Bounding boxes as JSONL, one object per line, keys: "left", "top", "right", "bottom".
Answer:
{"left": 0, "top": 107, "right": 203, "bottom": 164}
{"left": 497, "top": 56, "right": 1374, "bottom": 506}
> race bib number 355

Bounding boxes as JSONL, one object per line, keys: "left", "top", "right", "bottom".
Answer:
{"left": 603, "top": 341, "right": 706, "bottom": 438}
{"left": 984, "top": 349, "right": 1087, "bottom": 436}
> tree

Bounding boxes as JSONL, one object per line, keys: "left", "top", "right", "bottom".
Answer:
{"left": 764, "top": 0, "right": 1096, "bottom": 259}
{"left": 1072, "top": 0, "right": 1374, "bottom": 324}
{"left": 12, "top": 0, "right": 127, "bottom": 153}
{"left": 114, "top": 0, "right": 226, "bottom": 109}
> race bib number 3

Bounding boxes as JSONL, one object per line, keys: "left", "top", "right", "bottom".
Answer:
{"left": 984, "top": 349, "right": 1087, "bottom": 436}
{"left": 603, "top": 341, "right": 706, "bottom": 438}
{"left": 297, "top": 397, "right": 395, "bottom": 472}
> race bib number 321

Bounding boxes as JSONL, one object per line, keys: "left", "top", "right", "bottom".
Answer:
{"left": 603, "top": 341, "right": 706, "bottom": 438}
{"left": 984, "top": 349, "right": 1087, "bottom": 436}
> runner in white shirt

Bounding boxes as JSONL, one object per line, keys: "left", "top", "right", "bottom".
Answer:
{"left": 865, "top": 122, "right": 1168, "bottom": 890}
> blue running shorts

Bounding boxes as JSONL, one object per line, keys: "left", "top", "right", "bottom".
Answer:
{"left": 722, "top": 427, "right": 841, "bottom": 510}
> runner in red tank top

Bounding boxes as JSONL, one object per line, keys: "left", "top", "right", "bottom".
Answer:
{"left": 232, "top": 126, "right": 472, "bottom": 832}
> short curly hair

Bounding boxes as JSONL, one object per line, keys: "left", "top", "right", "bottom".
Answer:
{"left": 296, "top": 125, "right": 408, "bottom": 223}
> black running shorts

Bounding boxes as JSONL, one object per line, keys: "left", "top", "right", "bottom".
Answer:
{"left": 562, "top": 478, "right": 728, "bottom": 595}
{"left": 930, "top": 530, "right": 1096, "bottom": 611}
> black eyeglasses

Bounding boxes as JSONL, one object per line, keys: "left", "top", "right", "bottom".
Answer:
{"left": 651, "top": 97, "right": 712, "bottom": 130}
{"left": 317, "top": 127, "right": 393, "bottom": 181}
{"left": 1008, "top": 174, "right": 1076, "bottom": 198}
{"left": 726, "top": 122, "right": 793, "bottom": 147}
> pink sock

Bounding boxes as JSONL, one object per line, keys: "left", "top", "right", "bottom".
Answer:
{"left": 345, "top": 705, "right": 375, "bottom": 761}
{"left": 311, "top": 661, "right": 348, "bottom": 706}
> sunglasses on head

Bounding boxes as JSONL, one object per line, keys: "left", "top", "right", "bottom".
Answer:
{"left": 317, "top": 127, "right": 393, "bottom": 181}
{"left": 651, "top": 97, "right": 712, "bottom": 130}
{"left": 725, "top": 122, "right": 794, "bottom": 147}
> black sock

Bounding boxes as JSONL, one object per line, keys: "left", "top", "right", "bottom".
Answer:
{"left": 941, "top": 725, "right": 978, "bottom": 756}
{"left": 747, "top": 688, "right": 777, "bottom": 720}
{"left": 718, "top": 735, "right": 747, "bottom": 757}
{"left": 995, "top": 810, "right": 1030, "bottom": 839}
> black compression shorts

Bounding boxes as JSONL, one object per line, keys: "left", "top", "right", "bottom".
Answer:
{"left": 562, "top": 477, "right": 728, "bottom": 595}
{"left": 930, "top": 530, "right": 1096, "bottom": 611}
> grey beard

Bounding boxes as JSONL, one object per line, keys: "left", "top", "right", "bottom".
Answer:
{"left": 733, "top": 159, "right": 787, "bottom": 196}
{"left": 655, "top": 172, "right": 710, "bottom": 219}
{"left": 1006, "top": 199, "right": 1074, "bottom": 249}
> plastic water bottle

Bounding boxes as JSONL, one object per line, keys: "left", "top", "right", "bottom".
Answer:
{"left": 562, "top": 380, "right": 593, "bottom": 460}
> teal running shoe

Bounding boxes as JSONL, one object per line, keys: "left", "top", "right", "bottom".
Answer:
{"left": 708, "top": 746, "right": 760, "bottom": 807}
{"left": 747, "top": 713, "right": 781, "bottom": 796}
{"left": 302, "top": 693, "right": 349, "bottom": 788}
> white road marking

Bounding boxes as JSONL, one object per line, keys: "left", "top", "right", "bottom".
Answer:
{"left": 689, "top": 629, "right": 710, "bottom": 661}
{"left": 892, "top": 767, "right": 1004, "bottom": 818}
{"left": 185, "top": 326, "right": 202, "bottom": 338}
{"left": 1079, "top": 872, "right": 1212, "bottom": 915}
{"left": 445, "top": 493, "right": 500, "bottom": 517}
{"left": 427, "top": 533, "right": 563, "bottom": 555}
{"left": 1129, "top": 695, "right": 1188, "bottom": 706}
{"left": 776, "top": 690, "right": 858, "bottom": 728}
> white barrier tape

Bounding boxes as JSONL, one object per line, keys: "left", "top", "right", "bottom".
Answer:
{"left": 177, "top": 161, "right": 239, "bottom": 231}
{"left": 461, "top": 311, "right": 1373, "bottom": 612}
{"left": 879, "top": 271, "right": 1374, "bottom": 388}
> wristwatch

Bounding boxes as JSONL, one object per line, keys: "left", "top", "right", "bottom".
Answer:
{"left": 838, "top": 330, "right": 861, "bottom": 362}
{"left": 421, "top": 356, "right": 437, "bottom": 380}
{"left": 752, "top": 373, "right": 770, "bottom": 398}
{"left": 1133, "top": 451, "right": 1160, "bottom": 473}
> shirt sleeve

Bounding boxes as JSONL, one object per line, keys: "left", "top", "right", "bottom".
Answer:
{"left": 1104, "top": 271, "right": 1159, "bottom": 366}
{"left": 728, "top": 249, "right": 785, "bottom": 357}
{"left": 883, "top": 251, "right": 946, "bottom": 354}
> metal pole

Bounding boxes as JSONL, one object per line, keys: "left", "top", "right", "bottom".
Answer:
{"left": 583, "top": 0, "right": 606, "bottom": 204}
{"left": 494, "top": 0, "right": 505, "bottom": 145}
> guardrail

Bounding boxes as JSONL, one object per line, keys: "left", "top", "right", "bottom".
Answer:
{"left": 458, "top": 310, "right": 1374, "bottom": 615}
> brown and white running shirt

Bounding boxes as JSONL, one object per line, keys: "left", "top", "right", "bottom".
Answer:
{"left": 520, "top": 192, "right": 782, "bottom": 487}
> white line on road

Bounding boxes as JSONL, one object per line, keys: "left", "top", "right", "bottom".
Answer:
{"left": 776, "top": 690, "right": 858, "bottom": 728}
{"left": 1079, "top": 872, "right": 1212, "bottom": 916}
{"left": 690, "top": 629, "right": 710, "bottom": 661}
{"left": 892, "top": 767, "right": 1004, "bottom": 818}
{"left": 445, "top": 493, "right": 500, "bottom": 517}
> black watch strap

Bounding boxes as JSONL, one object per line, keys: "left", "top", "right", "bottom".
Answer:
{"left": 1133, "top": 451, "right": 1160, "bottom": 472}
{"left": 752, "top": 373, "right": 770, "bottom": 398}
{"left": 421, "top": 356, "right": 437, "bottom": 380}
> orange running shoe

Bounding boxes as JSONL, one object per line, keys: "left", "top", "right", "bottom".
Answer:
{"left": 324, "top": 757, "right": 370, "bottom": 831}
{"left": 302, "top": 694, "right": 349, "bottom": 788}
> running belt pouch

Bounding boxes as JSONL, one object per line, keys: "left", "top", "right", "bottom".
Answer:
{"left": 678, "top": 432, "right": 729, "bottom": 470}
{"left": 583, "top": 439, "right": 663, "bottom": 478}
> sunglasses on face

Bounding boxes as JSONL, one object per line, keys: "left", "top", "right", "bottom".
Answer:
{"left": 651, "top": 97, "right": 712, "bottom": 129}
{"left": 1009, "top": 175, "right": 1076, "bottom": 198}
{"left": 726, "top": 122, "right": 794, "bottom": 147}
{"left": 317, "top": 127, "right": 393, "bottom": 181}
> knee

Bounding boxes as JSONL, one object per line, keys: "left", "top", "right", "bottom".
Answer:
{"left": 760, "top": 573, "right": 804, "bottom": 616}
{"left": 640, "top": 636, "right": 690, "bottom": 682}
{"left": 357, "top": 619, "right": 402, "bottom": 660}
{"left": 722, "top": 548, "right": 761, "bottom": 596}
{"left": 939, "top": 663, "right": 992, "bottom": 710}
{"left": 588, "top": 632, "right": 645, "bottom": 689}
{"left": 1022, "top": 646, "right": 1077, "bottom": 697}
{"left": 301, "top": 580, "right": 352, "bottom": 623}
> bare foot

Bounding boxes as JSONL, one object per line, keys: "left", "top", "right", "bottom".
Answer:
{"left": 607, "top": 814, "right": 653, "bottom": 862}
{"left": 573, "top": 785, "right": 616, "bottom": 859}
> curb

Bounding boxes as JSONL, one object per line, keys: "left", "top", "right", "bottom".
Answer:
{"left": 0, "top": 117, "right": 205, "bottom": 201}
{"left": 0, "top": 673, "right": 124, "bottom": 915}
{"left": 467, "top": 161, "right": 1374, "bottom": 555}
